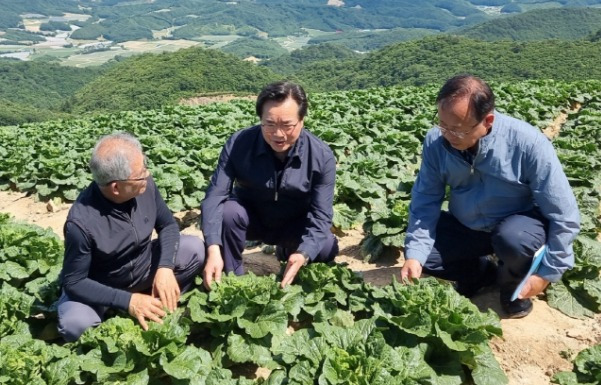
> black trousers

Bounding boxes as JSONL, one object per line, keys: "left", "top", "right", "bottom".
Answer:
{"left": 220, "top": 199, "right": 338, "bottom": 275}
{"left": 422, "top": 210, "right": 548, "bottom": 296}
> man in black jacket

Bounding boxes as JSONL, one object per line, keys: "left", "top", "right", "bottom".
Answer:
{"left": 201, "top": 81, "right": 338, "bottom": 289}
{"left": 58, "top": 133, "right": 205, "bottom": 341}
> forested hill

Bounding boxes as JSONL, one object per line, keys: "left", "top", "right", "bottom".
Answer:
{"left": 295, "top": 36, "right": 601, "bottom": 90}
{"left": 12, "top": 35, "right": 601, "bottom": 119}
{"left": 262, "top": 44, "right": 361, "bottom": 76}
{"left": 0, "top": 61, "right": 100, "bottom": 107}
{"left": 0, "top": 0, "right": 78, "bottom": 28}
{"left": 0, "top": 60, "right": 101, "bottom": 126}
{"left": 457, "top": 8, "right": 601, "bottom": 41}
{"left": 68, "top": 48, "right": 278, "bottom": 114}
{"left": 5, "top": 5, "right": 601, "bottom": 124}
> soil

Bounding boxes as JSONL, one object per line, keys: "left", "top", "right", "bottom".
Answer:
{"left": 180, "top": 94, "right": 255, "bottom": 106}
{"left": 1, "top": 189, "right": 600, "bottom": 385}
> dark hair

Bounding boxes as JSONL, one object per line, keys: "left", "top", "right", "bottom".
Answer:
{"left": 255, "top": 81, "right": 308, "bottom": 119}
{"left": 436, "top": 74, "right": 495, "bottom": 121}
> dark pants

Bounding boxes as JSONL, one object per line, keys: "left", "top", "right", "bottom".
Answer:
{"left": 423, "top": 210, "right": 548, "bottom": 297}
{"left": 57, "top": 234, "right": 205, "bottom": 342}
{"left": 221, "top": 199, "right": 338, "bottom": 275}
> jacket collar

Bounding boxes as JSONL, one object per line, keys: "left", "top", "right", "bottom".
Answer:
{"left": 477, "top": 110, "right": 499, "bottom": 154}
{"left": 90, "top": 181, "right": 137, "bottom": 216}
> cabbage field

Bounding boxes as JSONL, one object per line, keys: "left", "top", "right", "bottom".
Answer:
{"left": 0, "top": 80, "right": 600, "bottom": 384}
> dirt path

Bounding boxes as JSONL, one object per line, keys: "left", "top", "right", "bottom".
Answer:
{"left": 542, "top": 102, "right": 581, "bottom": 140}
{"left": 1, "top": 189, "right": 599, "bottom": 384}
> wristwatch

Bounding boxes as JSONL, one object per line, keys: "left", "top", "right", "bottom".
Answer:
{"left": 296, "top": 250, "right": 310, "bottom": 266}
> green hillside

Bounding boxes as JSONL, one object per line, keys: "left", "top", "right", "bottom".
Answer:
{"left": 458, "top": 8, "right": 601, "bottom": 41}
{"left": 0, "top": 98, "right": 69, "bottom": 126}
{"left": 220, "top": 37, "right": 288, "bottom": 60}
{"left": 66, "top": 0, "right": 488, "bottom": 43}
{"left": 56, "top": 0, "right": 601, "bottom": 44}
{"left": 69, "top": 47, "right": 279, "bottom": 114}
{"left": 306, "top": 28, "right": 438, "bottom": 52}
{"left": 0, "top": 0, "right": 79, "bottom": 28}
{"left": 262, "top": 44, "right": 361, "bottom": 76}
{"left": 294, "top": 35, "right": 601, "bottom": 90}
{"left": 4, "top": 4, "right": 601, "bottom": 122}
{"left": 0, "top": 60, "right": 102, "bottom": 125}
{"left": 4, "top": 1, "right": 601, "bottom": 64}
{"left": 6, "top": 33, "right": 601, "bottom": 120}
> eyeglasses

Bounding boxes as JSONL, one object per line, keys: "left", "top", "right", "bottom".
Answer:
{"left": 435, "top": 119, "right": 482, "bottom": 139}
{"left": 261, "top": 120, "right": 300, "bottom": 133}
{"left": 106, "top": 168, "right": 150, "bottom": 185}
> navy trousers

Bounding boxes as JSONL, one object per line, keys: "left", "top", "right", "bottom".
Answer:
{"left": 422, "top": 210, "right": 548, "bottom": 297}
{"left": 57, "top": 234, "right": 205, "bottom": 342}
{"left": 221, "top": 199, "right": 338, "bottom": 275}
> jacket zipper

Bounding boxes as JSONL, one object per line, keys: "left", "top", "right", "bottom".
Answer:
{"left": 274, "top": 170, "right": 279, "bottom": 201}
{"left": 127, "top": 210, "right": 139, "bottom": 281}
{"left": 274, "top": 155, "right": 293, "bottom": 201}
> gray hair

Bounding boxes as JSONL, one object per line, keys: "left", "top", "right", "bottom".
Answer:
{"left": 89, "top": 133, "right": 143, "bottom": 185}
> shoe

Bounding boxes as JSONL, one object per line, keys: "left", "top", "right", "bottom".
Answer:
{"left": 501, "top": 296, "right": 533, "bottom": 319}
{"left": 455, "top": 256, "right": 498, "bottom": 298}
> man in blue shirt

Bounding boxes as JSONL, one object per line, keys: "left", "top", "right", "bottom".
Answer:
{"left": 401, "top": 75, "right": 580, "bottom": 318}
{"left": 201, "top": 81, "right": 338, "bottom": 289}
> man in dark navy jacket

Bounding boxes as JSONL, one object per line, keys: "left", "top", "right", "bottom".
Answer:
{"left": 58, "top": 133, "right": 205, "bottom": 341}
{"left": 201, "top": 81, "right": 338, "bottom": 289}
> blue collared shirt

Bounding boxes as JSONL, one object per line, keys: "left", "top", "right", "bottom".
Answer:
{"left": 404, "top": 111, "right": 580, "bottom": 282}
{"left": 201, "top": 125, "right": 336, "bottom": 260}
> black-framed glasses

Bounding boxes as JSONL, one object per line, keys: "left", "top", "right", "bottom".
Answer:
{"left": 261, "top": 120, "right": 300, "bottom": 133}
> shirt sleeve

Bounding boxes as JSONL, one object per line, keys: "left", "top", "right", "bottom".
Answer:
{"left": 61, "top": 222, "right": 132, "bottom": 310}
{"left": 295, "top": 150, "right": 337, "bottom": 260}
{"left": 201, "top": 136, "right": 235, "bottom": 247}
{"left": 525, "top": 135, "right": 580, "bottom": 282}
{"left": 152, "top": 178, "right": 180, "bottom": 269}
{"left": 403, "top": 138, "right": 446, "bottom": 265}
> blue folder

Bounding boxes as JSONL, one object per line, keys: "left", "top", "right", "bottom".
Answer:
{"left": 511, "top": 244, "right": 547, "bottom": 301}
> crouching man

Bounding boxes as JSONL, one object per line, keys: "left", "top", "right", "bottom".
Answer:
{"left": 58, "top": 133, "right": 205, "bottom": 341}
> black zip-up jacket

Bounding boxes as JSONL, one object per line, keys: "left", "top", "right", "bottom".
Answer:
{"left": 61, "top": 177, "right": 179, "bottom": 310}
{"left": 201, "top": 125, "right": 336, "bottom": 260}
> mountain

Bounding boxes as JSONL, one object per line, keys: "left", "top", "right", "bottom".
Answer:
{"left": 3, "top": 1, "right": 601, "bottom": 65}
{"left": 69, "top": 47, "right": 279, "bottom": 113}
{"left": 305, "top": 28, "right": 438, "bottom": 52}
{"left": 221, "top": 37, "right": 288, "bottom": 60}
{"left": 262, "top": 44, "right": 361, "bottom": 76}
{"left": 61, "top": 0, "right": 489, "bottom": 43}
{"left": 0, "top": 0, "right": 79, "bottom": 28}
{"left": 0, "top": 59, "right": 102, "bottom": 125}
{"left": 457, "top": 7, "right": 601, "bottom": 41}
{"left": 293, "top": 35, "right": 601, "bottom": 90}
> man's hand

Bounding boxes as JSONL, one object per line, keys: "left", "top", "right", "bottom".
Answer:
{"left": 203, "top": 245, "right": 224, "bottom": 290}
{"left": 152, "top": 267, "right": 180, "bottom": 312}
{"left": 518, "top": 274, "right": 550, "bottom": 299}
{"left": 400, "top": 258, "right": 422, "bottom": 283}
{"left": 128, "top": 293, "right": 166, "bottom": 331}
{"left": 281, "top": 252, "right": 306, "bottom": 288}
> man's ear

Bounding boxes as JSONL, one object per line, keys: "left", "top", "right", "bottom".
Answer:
{"left": 107, "top": 182, "right": 120, "bottom": 197}
{"left": 484, "top": 112, "right": 495, "bottom": 128}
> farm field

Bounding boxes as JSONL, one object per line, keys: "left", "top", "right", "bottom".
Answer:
{"left": 62, "top": 40, "right": 203, "bottom": 68}
{"left": 1, "top": 189, "right": 600, "bottom": 385}
{"left": 1, "top": 81, "right": 600, "bottom": 384}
